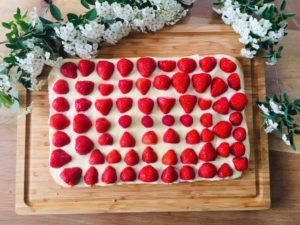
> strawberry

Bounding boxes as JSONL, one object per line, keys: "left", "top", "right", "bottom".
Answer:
{"left": 124, "top": 149, "right": 139, "bottom": 166}
{"left": 52, "top": 131, "right": 70, "bottom": 147}
{"left": 201, "top": 128, "right": 214, "bottom": 142}
{"left": 199, "top": 56, "right": 217, "bottom": 72}
{"left": 157, "top": 97, "right": 176, "bottom": 114}
{"left": 118, "top": 79, "right": 133, "bottom": 94}
{"left": 231, "top": 142, "right": 246, "bottom": 157}
{"left": 50, "top": 149, "right": 72, "bottom": 168}
{"left": 162, "top": 115, "right": 175, "bottom": 126}
{"left": 137, "top": 57, "right": 156, "bottom": 77}
{"left": 136, "top": 78, "right": 151, "bottom": 95}
{"left": 192, "top": 73, "right": 212, "bottom": 93}
{"left": 179, "top": 94, "right": 197, "bottom": 113}
{"left": 98, "top": 133, "right": 114, "bottom": 145}
{"left": 95, "top": 98, "right": 113, "bottom": 115}
{"left": 60, "top": 167, "right": 82, "bottom": 186}
{"left": 198, "top": 98, "right": 212, "bottom": 110}
{"left": 142, "top": 131, "right": 158, "bottom": 144}
{"left": 212, "top": 97, "right": 229, "bottom": 115}
{"left": 163, "top": 128, "right": 180, "bottom": 143}
{"left": 180, "top": 148, "right": 198, "bottom": 164}
{"left": 227, "top": 73, "right": 241, "bottom": 90}
{"left": 120, "top": 131, "right": 136, "bottom": 147}
{"left": 117, "top": 58, "right": 134, "bottom": 77}
{"left": 98, "top": 83, "right": 114, "bottom": 96}
{"left": 102, "top": 166, "right": 117, "bottom": 184}
{"left": 89, "top": 149, "right": 105, "bottom": 165}
{"left": 120, "top": 167, "right": 137, "bottom": 182}
{"left": 75, "top": 81, "right": 94, "bottom": 95}
{"left": 116, "top": 97, "right": 133, "bottom": 113}
{"left": 216, "top": 142, "right": 230, "bottom": 157}
{"left": 118, "top": 115, "right": 132, "bottom": 128}
{"left": 50, "top": 114, "right": 70, "bottom": 130}
{"left": 180, "top": 165, "right": 195, "bottom": 180}
{"left": 162, "top": 149, "right": 178, "bottom": 165}
{"left": 138, "top": 165, "right": 159, "bottom": 182}
{"left": 138, "top": 98, "right": 154, "bottom": 114}
{"left": 220, "top": 57, "right": 237, "bottom": 73}
{"left": 200, "top": 113, "right": 213, "bottom": 127}
{"left": 213, "top": 121, "right": 232, "bottom": 138}
{"left": 158, "top": 60, "right": 176, "bottom": 72}
{"left": 230, "top": 93, "right": 248, "bottom": 111}
{"left": 60, "top": 62, "right": 77, "bottom": 79}
{"left": 96, "top": 60, "right": 114, "bottom": 80}
{"left": 73, "top": 114, "right": 92, "bottom": 133}
{"left": 75, "top": 98, "right": 92, "bottom": 112}
{"left": 141, "top": 115, "right": 154, "bottom": 127}
{"left": 172, "top": 72, "right": 190, "bottom": 93}
{"left": 211, "top": 77, "right": 228, "bottom": 97}
{"left": 75, "top": 135, "right": 94, "bottom": 155}
{"left": 198, "top": 163, "right": 217, "bottom": 178}
{"left": 232, "top": 157, "right": 249, "bottom": 171}
{"left": 53, "top": 79, "right": 69, "bottom": 94}
{"left": 233, "top": 127, "right": 247, "bottom": 141}
{"left": 142, "top": 146, "right": 158, "bottom": 163}
{"left": 217, "top": 163, "right": 233, "bottom": 178}
{"left": 52, "top": 97, "right": 70, "bottom": 112}
{"left": 84, "top": 166, "right": 98, "bottom": 185}
{"left": 177, "top": 58, "right": 196, "bottom": 73}
{"left": 185, "top": 129, "right": 201, "bottom": 144}
{"left": 199, "top": 143, "right": 217, "bottom": 161}
{"left": 95, "top": 117, "right": 111, "bottom": 133}
{"left": 161, "top": 166, "right": 178, "bottom": 183}
{"left": 180, "top": 114, "right": 193, "bottom": 127}
{"left": 153, "top": 74, "right": 171, "bottom": 90}
{"left": 106, "top": 149, "right": 121, "bottom": 163}
{"left": 229, "top": 111, "right": 243, "bottom": 126}
{"left": 78, "top": 59, "right": 95, "bottom": 77}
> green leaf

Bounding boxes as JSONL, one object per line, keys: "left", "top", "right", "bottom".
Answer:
{"left": 2, "top": 22, "right": 11, "bottom": 29}
{"left": 67, "top": 13, "right": 79, "bottom": 21}
{"left": 280, "top": 0, "right": 287, "bottom": 11}
{"left": 4, "top": 56, "right": 17, "bottom": 64}
{"left": 17, "top": 20, "right": 30, "bottom": 32}
{"left": 14, "top": 8, "right": 21, "bottom": 20}
{"left": 0, "top": 92, "right": 14, "bottom": 108}
{"left": 39, "top": 17, "right": 53, "bottom": 25}
{"left": 50, "top": 4, "right": 62, "bottom": 21}
{"left": 81, "top": 0, "right": 90, "bottom": 9}
{"left": 85, "top": 8, "right": 97, "bottom": 21}
{"left": 86, "top": 0, "right": 96, "bottom": 4}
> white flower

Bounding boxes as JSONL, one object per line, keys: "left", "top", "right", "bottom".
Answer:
{"left": 0, "top": 75, "right": 11, "bottom": 91}
{"left": 267, "top": 28, "right": 285, "bottom": 42}
{"left": 269, "top": 98, "right": 285, "bottom": 114}
{"left": 103, "top": 21, "right": 131, "bottom": 44}
{"left": 111, "top": 3, "right": 137, "bottom": 21}
{"left": 249, "top": 17, "right": 272, "bottom": 37}
{"left": 178, "top": 0, "right": 196, "bottom": 6}
{"left": 16, "top": 50, "right": 44, "bottom": 78}
{"left": 282, "top": 134, "right": 291, "bottom": 146}
{"left": 258, "top": 104, "right": 270, "bottom": 115}
{"left": 54, "top": 22, "right": 78, "bottom": 42}
{"left": 43, "top": 52, "right": 63, "bottom": 67}
{"left": 241, "top": 48, "right": 257, "bottom": 58}
{"left": 79, "top": 21, "right": 105, "bottom": 42}
{"left": 95, "top": 1, "right": 116, "bottom": 19}
{"left": 264, "top": 119, "right": 278, "bottom": 133}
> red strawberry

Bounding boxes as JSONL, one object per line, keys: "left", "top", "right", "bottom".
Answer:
{"left": 198, "top": 98, "right": 212, "bottom": 110}
{"left": 157, "top": 97, "right": 176, "bottom": 114}
{"left": 120, "top": 131, "right": 136, "bottom": 147}
{"left": 89, "top": 149, "right": 105, "bottom": 165}
{"left": 198, "top": 163, "right": 217, "bottom": 178}
{"left": 73, "top": 114, "right": 92, "bottom": 133}
{"left": 120, "top": 167, "right": 136, "bottom": 182}
{"left": 216, "top": 142, "right": 230, "bottom": 157}
{"left": 192, "top": 73, "right": 212, "bottom": 93}
{"left": 153, "top": 75, "right": 171, "bottom": 90}
{"left": 53, "top": 79, "right": 69, "bottom": 94}
{"left": 211, "top": 77, "right": 228, "bottom": 97}
{"left": 75, "top": 98, "right": 92, "bottom": 112}
{"left": 138, "top": 165, "right": 159, "bottom": 182}
{"left": 201, "top": 128, "right": 214, "bottom": 142}
{"left": 124, "top": 149, "right": 139, "bottom": 166}
{"left": 220, "top": 57, "right": 237, "bottom": 73}
{"left": 230, "top": 93, "right": 248, "bottom": 111}
{"left": 75, "top": 81, "right": 94, "bottom": 95}
{"left": 161, "top": 166, "right": 178, "bottom": 183}
{"left": 50, "top": 149, "right": 72, "bottom": 168}
{"left": 179, "top": 95, "right": 197, "bottom": 113}
{"left": 84, "top": 166, "right": 98, "bottom": 185}
{"left": 95, "top": 99, "right": 113, "bottom": 115}
{"left": 162, "top": 149, "right": 178, "bottom": 165}
{"left": 138, "top": 98, "right": 154, "bottom": 114}
{"left": 180, "top": 148, "right": 198, "bottom": 164}
{"left": 199, "top": 143, "right": 217, "bottom": 161}
{"left": 227, "top": 73, "right": 241, "bottom": 90}
{"left": 75, "top": 135, "right": 94, "bottom": 155}
{"left": 142, "top": 131, "right": 158, "bottom": 144}
{"left": 60, "top": 167, "right": 82, "bottom": 186}
{"left": 158, "top": 60, "right": 176, "bottom": 72}
{"left": 212, "top": 97, "right": 229, "bottom": 115}
{"left": 102, "top": 166, "right": 117, "bottom": 184}
{"left": 141, "top": 115, "right": 154, "bottom": 128}
{"left": 233, "top": 127, "right": 247, "bottom": 141}
{"left": 233, "top": 157, "right": 249, "bottom": 171}
{"left": 136, "top": 78, "right": 151, "bottom": 95}
{"left": 180, "top": 114, "right": 193, "bottom": 127}
{"left": 98, "top": 133, "right": 113, "bottom": 145}
{"left": 52, "top": 97, "right": 70, "bottom": 112}
{"left": 162, "top": 115, "right": 175, "bottom": 126}
{"left": 98, "top": 83, "right": 114, "bottom": 96}
{"left": 118, "top": 79, "right": 133, "bottom": 94}
{"left": 185, "top": 129, "right": 201, "bottom": 144}
{"left": 52, "top": 131, "right": 70, "bottom": 147}
{"left": 229, "top": 111, "right": 243, "bottom": 126}
{"left": 78, "top": 59, "right": 95, "bottom": 77}
{"left": 142, "top": 146, "right": 158, "bottom": 163}
{"left": 199, "top": 56, "right": 217, "bottom": 72}
{"left": 217, "top": 163, "right": 233, "bottom": 178}
{"left": 96, "top": 60, "right": 114, "bottom": 80}
{"left": 117, "top": 58, "right": 134, "bottom": 77}
{"left": 116, "top": 97, "right": 133, "bottom": 113}
{"left": 177, "top": 58, "right": 196, "bottom": 73}
{"left": 50, "top": 114, "right": 70, "bottom": 130}
{"left": 95, "top": 117, "right": 111, "bottom": 133}
{"left": 163, "top": 128, "right": 180, "bottom": 143}
{"left": 106, "top": 149, "right": 121, "bottom": 163}
{"left": 137, "top": 57, "right": 156, "bottom": 77}
{"left": 231, "top": 142, "right": 246, "bottom": 157}
{"left": 213, "top": 121, "right": 232, "bottom": 138}
{"left": 180, "top": 165, "right": 195, "bottom": 180}
{"left": 172, "top": 72, "right": 190, "bottom": 93}
{"left": 200, "top": 113, "right": 213, "bottom": 127}
{"left": 118, "top": 115, "right": 132, "bottom": 128}
{"left": 60, "top": 62, "right": 77, "bottom": 79}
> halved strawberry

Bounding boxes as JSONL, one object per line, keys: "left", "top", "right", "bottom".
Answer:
{"left": 201, "top": 128, "right": 214, "bottom": 142}
{"left": 227, "top": 73, "right": 241, "bottom": 90}
{"left": 124, "top": 149, "right": 139, "bottom": 166}
{"left": 142, "top": 131, "right": 158, "bottom": 144}
{"left": 231, "top": 142, "right": 246, "bottom": 157}
{"left": 230, "top": 93, "right": 248, "bottom": 111}
{"left": 180, "top": 165, "right": 195, "bottom": 180}
{"left": 78, "top": 59, "right": 95, "bottom": 77}
{"left": 199, "top": 142, "right": 217, "bottom": 161}
{"left": 136, "top": 78, "right": 151, "bottom": 95}
{"left": 75, "top": 135, "right": 94, "bottom": 155}
{"left": 53, "top": 79, "right": 69, "bottom": 94}
{"left": 158, "top": 60, "right": 176, "bottom": 72}
{"left": 60, "top": 62, "right": 77, "bottom": 79}
{"left": 60, "top": 167, "right": 82, "bottom": 186}
{"left": 198, "top": 163, "right": 217, "bottom": 178}
{"left": 153, "top": 75, "right": 171, "bottom": 90}
{"left": 177, "top": 58, "right": 196, "bottom": 73}
{"left": 220, "top": 57, "right": 237, "bottom": 73}
{"left": 89, "top": 149, "right": 105, "bottom": 165}
{"left": 73, "top": 114, "right": 92, "bottom": 133}
{"left": 102, "top": 166, "right": 117, "bottom": 184}
{"left": 163, "top": 128, "right": 180, "bottom": 143}
{"left": 95, "top": 98, "right": 113, "bottom": 115}
{"left": 106, "top": 149, "right": 121, "bottom": 163}
{"left": 233, "top": 127, "right": 247, "bottom": 141}
{"left": 217, "top": 163, "right": 233, "bottom": 178}
{"left": 75, "top": 81, "right": 94, "bottom": 95}
{"left": 185, "top": 129, "right": 201, "bottom": 144}
{"left": 50, "top": 114, "right": 70, "bottom": 130}
{"left": 98, "top": 133, "right": 114, "bottom": 145}
{"left": 180, "top": 114, "right": 193, "bottom": 127}
{"left": 138, "top": 165, "right": 159, "bottom": 182}
{"left": 96, "top": 60, "right": 114, "bottom": 80}
{"left": 142, "top": 146, "right": 158, "bottom": 163}
{"left": 117, "top": 58, "right": 134, "bottom": 77}
{"left": 192, "top": 73, "right": 212, "bottom": 93}
{"left": 120, "top": 131, "right": 136, "bottom": 147}
{"left": 116, "top": 97, "right": 133, "bottom": 113}
{"left": 161, "top": 166, "right": 178, "bottom": 183}
{"left": 157, "top": 97, "right": 176, "bottom": 114}
{"left": 120, "top": 167, "right": 136, "bottom": 182}
{"left": 232, "top": 157, "right": 249, "bottom": 171}
{"left": 179, "top": 94, "right": 197, "bottom": 113}
{"left": 118, "top": 79, "right": 133, "bottom": 94}
{"left": 162, "top": 115, "right": 175, "bottom": 126}
{"left": 216, "top": 142, "right": 230, "bottom": 157}
{"left": 199, "top": 56, "right": 217, "bottom": 72}
{"left": 84, "top": 166, "right": 98, "bottom": 185}
{"left": 52, "top": 97, "right": 70, "bottom": 112}
{"left": 141, "top": 115, "right": 154, "bottom": 128}
{"left": 180, "top": 148, "right": 198, "bottom": 164}
{"left": 198, "top": 98, "right": 212, "bottom": 110}
{"left": 211, "top": 77, "right": 228, "bottom": 97}
{"left": 229, "top": 111, "right": 243, "bottom": 126}
{"left": 118, "top": 115, "right": 132, "bottom": 128}
{"left": 95, "top": 117, "right": 111, "bottom": 133}
{"left": 52, "top": 131, "right": 70, "bottom": 147}
{"left": 212, "top": 97, "right": 229, "bottom": 115}
{"left": 200, "top": 113, "right": 213, "bottom": 127}
{"left": 213, "top": 121, "right": 232, "bottom": 138}
{"left": 50, "top": 149, "right": 72, "bottom": 168}
{"left": 137, "top": 57, "right": 156, "bottom": 77}
{"left": 162, "top": 149, "right": 178, "bottom": 165}
{"left": 172, "top": 72, "right": 190, "bottom": 93}
{"left": 75, "top": 98, "right": 92, "bottom": 112}
{"left": 98, "top": 83, "right": 114, "bottom": 96}
{"left": 138, "top": 98, "right": 154, "bottom": 114}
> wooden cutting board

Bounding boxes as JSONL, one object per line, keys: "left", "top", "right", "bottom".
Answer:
{"left": 15, "top": 25, "right": 270, "bottom": 214}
